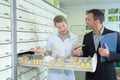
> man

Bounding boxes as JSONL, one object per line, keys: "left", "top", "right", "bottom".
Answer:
{"left": 31, "top": 15, "right": 78, "bottom": 80}
{"left": 74, "top": 9, "right": 120, "bottom": 80}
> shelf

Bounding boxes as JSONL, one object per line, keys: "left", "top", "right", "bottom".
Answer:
{"left": 17, "top": 19, "right": 54, "bottom": 27}
{"left": 17, "top": 40, "right": 47, "bottom": 43}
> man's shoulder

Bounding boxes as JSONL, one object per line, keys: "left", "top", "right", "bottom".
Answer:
{"left": 84, "top": 31, "right": 93, "bottom": 37}
{"left": 103, "top": 27, "right": 116, "bottom": 34}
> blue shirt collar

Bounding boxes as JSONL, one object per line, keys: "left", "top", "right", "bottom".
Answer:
{"left": 57, "top": 31, "right": 70, "bottom": 41}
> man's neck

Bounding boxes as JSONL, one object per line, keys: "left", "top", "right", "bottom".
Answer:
{"left": 94, "top": 25, "right": 103, "bottom": 34}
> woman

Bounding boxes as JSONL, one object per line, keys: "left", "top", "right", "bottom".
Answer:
{"left": 31, "top": 15, "right": 79, "bottom": 80}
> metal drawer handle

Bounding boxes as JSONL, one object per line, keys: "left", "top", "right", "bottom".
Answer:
{"left": 5, "top": 0, "right": 9, "bottom": 2}
{"left": 6, "top": 77, "right": 11, "bottom": 80}
{"left": 6, "top": 65, "right": 10, "bottom": 68}
{"left": 20, "top": 71, "right": 24, "bottom": 74}
{"left": 6, "top": 52, "right": 10, "bottom": 54}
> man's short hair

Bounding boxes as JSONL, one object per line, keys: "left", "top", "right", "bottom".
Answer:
{"left": 87, "top": 9, "right": 104, "bottom": 24}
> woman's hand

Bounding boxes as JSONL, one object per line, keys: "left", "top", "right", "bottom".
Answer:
{"left": 30, "top": 46, "right": 45, "bottom": 53}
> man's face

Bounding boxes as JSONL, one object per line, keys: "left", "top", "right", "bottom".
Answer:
{"left": 86, "top": 13, "right": 96, "bottom": 30}
{"left": 55, "top": 21, "right": 68, "bottom": 35}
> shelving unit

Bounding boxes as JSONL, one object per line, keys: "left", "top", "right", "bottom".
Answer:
{"left": 0, "top": 0, "right": 12, "bottom": 80}
{"left": 0, "top": 0, "right": 67, "bottom": 80}
{"left": 16, "top": 0, "right": 67, "bottom": 80}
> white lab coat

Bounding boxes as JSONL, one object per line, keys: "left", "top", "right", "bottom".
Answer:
{"left": 46, "top": 32, "right": 78, "bottom": 80}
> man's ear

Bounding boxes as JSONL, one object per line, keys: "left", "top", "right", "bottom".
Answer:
{"left": 95, "top": 19, "right": 100, "bottom": 24}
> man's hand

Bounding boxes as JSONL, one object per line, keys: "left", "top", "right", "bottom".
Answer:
{"left": 99, "top": 43, "right": 110, "bottom": 57}
{"left": 73, "top": 45, "right": 85, "bottom": 56}
{"left": 73, "top": 45, "right": 85, "bottom": 50}
{"left": 73, "top": 49, "right": 83, "bottom": 56}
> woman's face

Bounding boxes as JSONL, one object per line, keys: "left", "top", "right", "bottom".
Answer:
{"left": 56, "top": 21, "right": 68, "bottom": 35}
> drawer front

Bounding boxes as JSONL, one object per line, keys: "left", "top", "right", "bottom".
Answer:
{"left": 0, "top": 0, "right": 10, "bottom": 5}
{"left": 17, "top": 10, "right": 34, "bottom": 22}
{"left": 17, "top": 21, "right": 35, "bottom": 32}
{"left": 17, "top": 66, "right": 32, "bottom": 75}
{"left": 0, "top": 44, "right": 11, "bottom": 57}
{"left": 17, "top": 0, "right": 34, "bottom": 12}
{"left": 0, "top": 18, "right": 11, "bottom": 31}
{"left": 17, "top": 42, "right": 38, "bottom": 53}
{"left": 17, "top": 32, "right": 37, "bottom": 42}
{"left": 20, "top": 70, "right": 36, "bottom": 80}
{"left": 0, "top": 32, "right": 11, "bottom": 44}
{"left": 0, "top": 68, "right": 12, "bottom": 80}
{"left": 0, "top": 56, "right": 11, "bottom": 71}
{"left": 0, "top": 4, "right": 10, "bottom": 18}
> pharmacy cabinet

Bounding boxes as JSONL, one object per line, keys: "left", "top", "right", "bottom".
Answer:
{"left": 17, "top": 21, "right": 36, "bottom": 32}
{"left": 17, "top": 66, "right": 33, "bottom": 76}
{"left": 0, "top": 3, "right": 10, "bottom": 18}
{"left": 17, "top": 0, "right": 67, "bottom": 80}
{"left": 39, "top": 68, "right": 48, "bottom": 80}
{"left": 17, "top": 66, "right": 47, "bottom": 80}
{"left": 17, "top": 32, "right": 38, "bottom": 42}
{"left": 0, "top": 56, "right": 11, "bottom": 71}
{"left": 0, "top": 32, "right": 11, "bottom": 44}
{"left": 0, "top": 0, "right": 10, "bottom": 5}
{"left": 0, "top": 1, "right": 12, "bottom": 80}
{"left": 0, "top": 18, "right": 11, "bottom": 31}
{"left": 17, "top": 42, "right": 38, "bottom": 53}
{"left": 17, "top": 66, "right": 36, "bottom": 80}
{"left": 0, "top": 68, "right": 12, "bottom": 80}
{"left": 0, "top": 0, "right": 67, "bottom": 79}
{"left": 17, "top": 9, "right": 34, "bottom": 22}
{"left": 17, "top": 0, "right": 35, "bottom": 13}
{"left": 18, "top": 70, "right": 35, "bottom": 80}
{"left": 0, "top": 44, "right": 11, "bottom": 57}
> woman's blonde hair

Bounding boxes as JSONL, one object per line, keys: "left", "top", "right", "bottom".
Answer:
{"left": 54, "top": 15, "right": 67, "bottom": 26}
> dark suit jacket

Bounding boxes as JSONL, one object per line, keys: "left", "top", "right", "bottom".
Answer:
{"left": 82, "top": 28, "right": 120, "bottom": 80}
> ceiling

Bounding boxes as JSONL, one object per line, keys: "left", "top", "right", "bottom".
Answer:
{"left": 59, "top": 0, "right": 120, "bottom": 7}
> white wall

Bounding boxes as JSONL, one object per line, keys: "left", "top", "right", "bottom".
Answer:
{"left": 64, "top": 2, "right": 120, "bottom": 32}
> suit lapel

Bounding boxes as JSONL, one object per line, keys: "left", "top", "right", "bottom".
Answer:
{"left": 90, "top": 32, "right": 96, "bottom": 55}
{"left": 102, "top": 27, "right": 110, "bottom": 35}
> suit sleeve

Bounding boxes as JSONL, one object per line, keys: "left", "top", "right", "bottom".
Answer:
{"left": 107, "top": 32, "right": 120, "bottom": 62}
{"left": 82, "top": 35, "right": 89, "bottom": 57}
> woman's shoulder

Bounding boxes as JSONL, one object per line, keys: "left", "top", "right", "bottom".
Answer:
{"left": 48, "top": 33, "right": 58, "bottom": 39}
{"left": 69, "top": 33, "right": 77, "bottom": 38}
{"left": 69, "top": 32, "right": 75, "bottom": 35}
